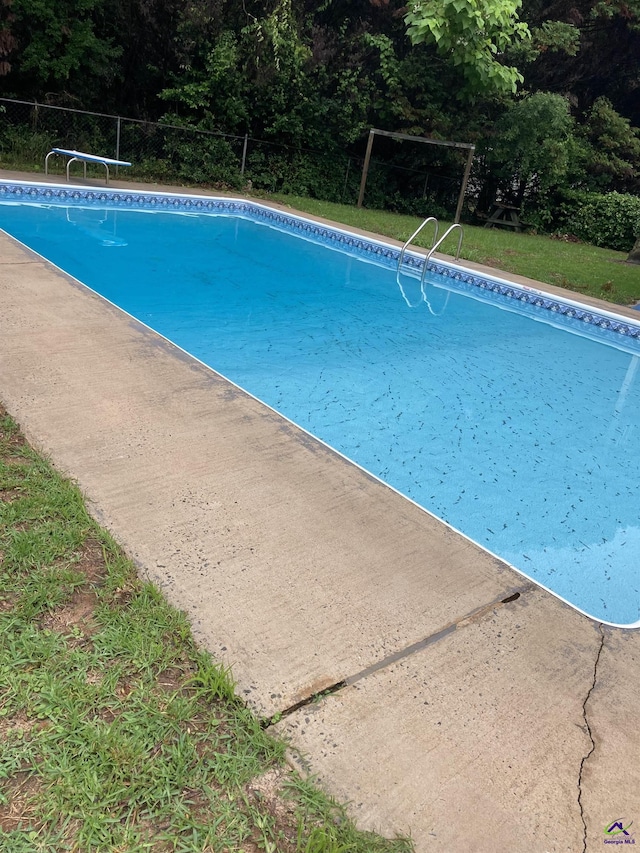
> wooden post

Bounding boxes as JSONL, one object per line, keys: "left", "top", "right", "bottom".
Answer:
{"left": 240, "top": 134, "right": 248, "bottom": 176}
{"left": 115, "top": 116, "right": 121, "bottom": 176}
{"left": 454, "top": 145, "right": 475, "bottom": 224}
{"left": 357, "top": 129, "right": 376, "bottom": 209}
{"left": 342, "top": 158, "right": 351, "bottom": 202}
{"left": 355, "top": 127, "right": 473, "bottom": 214}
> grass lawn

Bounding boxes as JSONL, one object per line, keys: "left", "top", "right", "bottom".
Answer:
{"left": 262, "top": 194, "right": 640, "bottom": 308}
{"left": 0, "top": 408, "right": 413, "bottom": 853}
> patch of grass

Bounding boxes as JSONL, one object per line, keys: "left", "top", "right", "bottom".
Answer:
{"left": 261, "top": 194, "right": 640, "bottom": 306}
{"left": 0, "top": 408, "right": 413, "bottom": 852}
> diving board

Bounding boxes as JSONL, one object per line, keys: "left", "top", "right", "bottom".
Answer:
{"left": 45, "top": 148, "right": 132, "bottom": 185}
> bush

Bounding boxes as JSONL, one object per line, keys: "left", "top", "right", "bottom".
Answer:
{"left": 0, "top": 125, "right": 54, "bottom": 166}
{"left": 171, "top": 135, "right": 243, "bottom": 188}
{"left": 245, "top": 149, "right": 353, "bottom": 202}
{"left": 128, "top": 157, "right": 177, "bottom": 183}
{"left": 559, "top": 191, "right": 640, "bottom": 251}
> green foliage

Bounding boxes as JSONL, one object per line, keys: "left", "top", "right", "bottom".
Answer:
{"left": 115, "top": 116, "right": 245, "bottom": 188}
{"left": 319, "top": 65, "right": 373, "bottom": 145}
{"left": 250, "top": 0, "right": 310, "bottom": 73}
{"left": 239, "top": 0, "right": 316, "bottom": 143}
{"left": 362, "top": 33, "right": 401, "bottom": 93}
{"left": 405, "top": 0, "right": 531, "bottom": 96}
{"left": 170, "top": 133, "right": 242, "bottom": 187}
{"left": 246, "top": 148, "right": 353, "bottom": 202}
{"left": 531, "top": 20, "right": 580, "bottom": 55}
{"left": 127, "top": 156, "right": 176, "bottom": 183}
{"left": 0, "top": 126, "right": 54, "bottom": 167}
{"left": 559, "top": 190, "right": 640, "bottom": 251}
{"left": 481, "top": 92, "right": 575, "bottom": 206}
{"left": 507, "top": 20, "right": 580, "bottom": 63}
{"left": 578, "top": 97, "right": 640, "bottom": 193}
{"left": 7, "top": 0, "right": 121, "bottom": 98}
{"left": 591, "top": 0, "right": 640, "bottom": 23}
{"left": 387, "top": 191, "right": 449, "bottom": 220}
{"left": 160, "top": 31, "right": 250, "bottom": 132}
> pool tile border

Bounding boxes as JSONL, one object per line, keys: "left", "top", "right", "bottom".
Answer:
{"left": 2, "top": 180, "right": 639, "bottom": 342}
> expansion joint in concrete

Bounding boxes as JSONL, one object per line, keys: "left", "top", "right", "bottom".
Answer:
{"left": 260, "top": 680, "right": 347, "bottom": 729}
{"left": 262, "top": 583, "right": 534, "bottom": 728}
{"left": 578, "top": 623, "right": 605, "bottom": 853}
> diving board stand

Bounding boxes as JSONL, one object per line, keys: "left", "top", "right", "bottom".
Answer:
{"left": 45, "top": 148, "right": 132, "bottom": 185}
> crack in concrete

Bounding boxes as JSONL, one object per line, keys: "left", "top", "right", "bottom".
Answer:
{"left": 578, "top": 623, "right": 605, "bottom": 853}
{"left": 262, "top": 582, "right": 534, "bottom": 728}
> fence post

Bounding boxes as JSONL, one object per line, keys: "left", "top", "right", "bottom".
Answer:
{"left": 341, "top": 158, "right": 351, "bottom": 202}
{"left": 240, "top": 134, "right": 248, "bottom": 176}
{"left": 454, "top": 146, "right": 475, "bottom": 224}
{"left": 357, "top": 129, "right": 376, "bottom": 208}
{"left": 115, "top": 116, "right": 122, "bottom": 176}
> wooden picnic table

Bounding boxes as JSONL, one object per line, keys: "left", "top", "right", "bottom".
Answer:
{"left": 483, "top": 202, "right": 524, "bottom": 232}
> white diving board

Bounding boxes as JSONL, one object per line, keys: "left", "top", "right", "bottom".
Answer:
{"left": 45, "top": 148, "right": 132, "bottom": 185}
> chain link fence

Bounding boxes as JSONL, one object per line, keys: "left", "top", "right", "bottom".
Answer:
{"left": 0, "top": 98, "right": 246, "bottom": 185}
{"left": 0, "top": 98, "right": 470, "bottom": 217}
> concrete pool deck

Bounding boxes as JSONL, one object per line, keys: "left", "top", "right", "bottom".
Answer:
{"left": 1, "top": 170, "right": 638, "bottom": 852}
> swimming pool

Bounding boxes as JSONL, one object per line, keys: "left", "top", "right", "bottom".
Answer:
{"left": 1, "top": 180, "right": 639, "bottom": 627}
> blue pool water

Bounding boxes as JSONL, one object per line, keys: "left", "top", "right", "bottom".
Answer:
{"left": 1, "top": 188, "right": 639, "bottom": 626}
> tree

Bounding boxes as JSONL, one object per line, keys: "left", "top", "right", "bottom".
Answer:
{"left": 628, "top": 235, "right": 640, "bottom": 264}
{"left": 159, "top": 31, "right": 250, "bottom": 132}
{"left": 1, "top": 0, "right": 121, "bottom": 103}
{"left": 478, "top": 92, "right": 575, "bottom": 211}
{"left": 404, "top": 0, "right": 531, "bottom": 97}
{"left": 519, "top": 0, "right": 640, "bottom": 124}
{"left": 0, "top": 0, "right": 17, "bottom": 77}
{"left": 578, "top": 97, "right": 640, "bottom": 194}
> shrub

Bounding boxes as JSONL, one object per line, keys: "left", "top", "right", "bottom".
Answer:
{"left": 172, "top": 136, "right": 243, "bottom": 188}
{"left": 560, "top": 191, "right": 640, "bottom": 251}
{"left": 0, "top": 125, "right": 54, "bottom": 166}
{"left": 246, "top": 149, "right": 353, "bottom": 202}
{"left": 385, "top": 191, "right": 449, "bottom": 220}
{"left": 578, "top": 98, "right": 640, "bottom": 195}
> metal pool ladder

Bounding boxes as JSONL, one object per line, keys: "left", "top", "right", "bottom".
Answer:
{"left": 397, "top": 216, "right": 439, "bottom": 283}
{"left": 397, "top": 217, "right": 464, "bottom": 288}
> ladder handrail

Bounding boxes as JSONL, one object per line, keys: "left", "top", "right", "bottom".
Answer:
{"left": 397, "top": 216, "right": 439, "bottom": 273}
{"left": 396, "top": 218, "right": 464, "bottom": 315}
{"left": 421, "top": 223, "right": 464, "bottom": 286}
